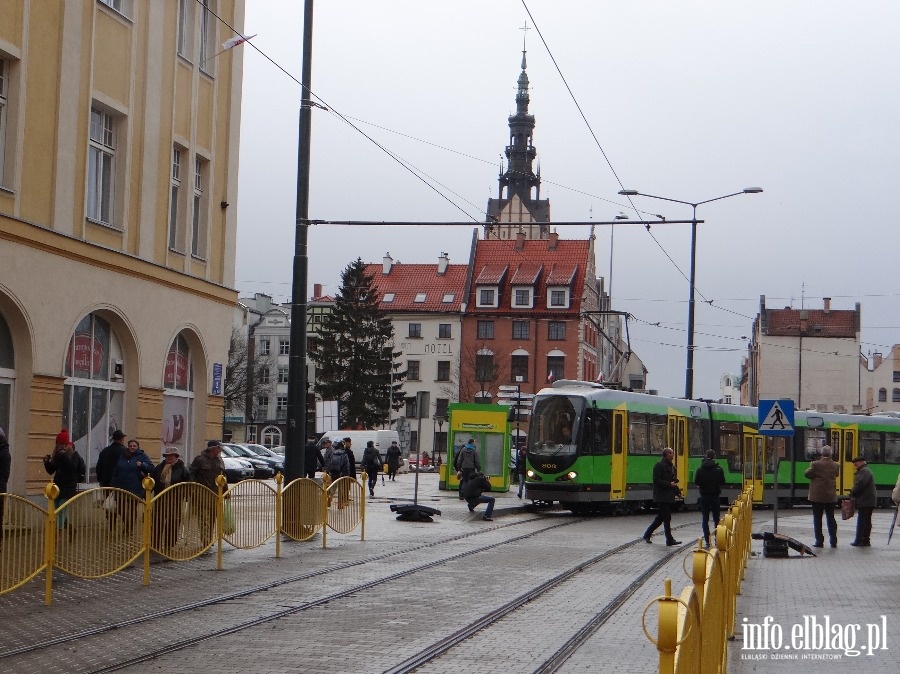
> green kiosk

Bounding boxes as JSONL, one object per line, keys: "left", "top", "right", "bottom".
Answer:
{"left": 439, "top": 403, "right": 511, "bottom": 492}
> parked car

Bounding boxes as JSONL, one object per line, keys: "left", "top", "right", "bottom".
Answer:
{"left": 221, "top": 443, "right": 275, "bottom": 479}
{"left": 270, "top": 445, "right": 285, "bottom": 456}
{"left": 222, "top": 456, "right": 255, "bottom": 483}
{"left": 236, "top": 443, "right": 284, "bottom": 474}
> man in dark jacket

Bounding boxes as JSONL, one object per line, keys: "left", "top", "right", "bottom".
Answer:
{"left": 694, "top": 449, "right": 726, "bottom": 548}
{"left": 96, "top": 429, "right": 127, "bottom": 487}
{"left": 461, "top": 471, "right": 495, "bottom": 521}
{"left": 454, "top": 439, "right": 481, "bottom": 500}
{"left": 804, "top": 445, "right": 840, "bottom": 548}
{"left": 643, "top": 447, "right": 681, "bottom": 545}
{"left": 849, "top": 456, "right": 877, "bottom": 547}
{"left": 304, "top": 438, "right": 324, "bottom": 479}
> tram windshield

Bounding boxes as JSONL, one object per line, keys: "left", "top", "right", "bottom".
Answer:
{"left": 528, "top": 394, "right": 585, "bottom": 458}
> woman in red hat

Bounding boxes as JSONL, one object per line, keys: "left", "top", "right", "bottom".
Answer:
{"left": 43, "top": 429, "right": 86, "bottom": 529}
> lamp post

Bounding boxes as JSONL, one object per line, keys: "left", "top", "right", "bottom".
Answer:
{"left": 433, "top": 415, "right": 445, "bottom": 467}
{"left": 618, "top": 187, "right": 763, "bottom": 399}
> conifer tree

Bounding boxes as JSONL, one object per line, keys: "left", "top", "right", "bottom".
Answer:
{"left": 311, "top": 258, "right": 405, "bottom": 427}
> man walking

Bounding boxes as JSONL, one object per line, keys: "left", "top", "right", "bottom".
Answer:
{"left": 454, "top": 439, "right": 480, "bottom": 500}
{"left": 804, "top": 445, "right": 839, "bottom": 548}
{"left": 849, "top": 455, "right": 877, "bottom": 547}
{"left": 643, "top": 447, "right": 681, "bottom": 546}
{"left": 694, "top": 449, "right": 725, "bottom": 548}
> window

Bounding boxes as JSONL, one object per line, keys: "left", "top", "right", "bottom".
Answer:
{"left": 383, "top": 293, "right": 395, "bottom": 303}
{"left": 511, "top": 355, "right": 529, "bottom": 382}
{"left": 161, "top": 333, "right": 194, "bottom": 456}
{"left": 547, "top": 288, "right": 569, "bottom": 309}
{"left": 894, "top": 372, "right": 900, "bottom": 383}
{"left": 893, "top": 388, "right": 900, "bottom": 403}
{"left": 438, "top": 324, "right": 451, "bottom": 339}
{"left": 177, "top": 0, "right": 193, "bottom": 58}
{"left": 513, "top": 287, "right": 533, "bottom": 307}
{"left": 276, "top": 396, "right": 288, "bottom": 419}
{"left": 476, "top": 320, "right": 494, "bottom": 339}
{"left": 191, "top": 157, "right": 208, "bottom": 258}
{"left": 259, "top": 339, "right": 270, "bottom": 355}
{"left": 278, "top": 367, "right": 289, "bottom": 384}
{"left": 87, "top": 107, "right": 116, "bottom": 226}
{"left": 475, "top": 352, "right": 495, "bottom": 383}
{"left": 435, "top": 398, "right": 449, "bottom": 419}
{"left": 442, "top": 293, "right": 455, "bottom": 303}
{"left": 99, "top": 0, "right": 126, "bottom": 13}
{"left": 168, "top": 146, "right": 183, "bottom": 250}
{"left": 408, "top": 323, "right": 422, "bottom": 338}
{"left": 258, "top": 367, "right": 270, "bottom": 384}
{"left": 512, "top": 321, "right": 530, "bottom": 340}
{"left": 0, "top": 58, "right": 8, "bottom": 186}
{"left": 256, "top": 395, "right": 269, "bottom": 409}
{"left": 547, "top": 355, "right": 565, "bottom": 382}
{"left": 414, "top": 293, "right": 426, "bottom": 303}
{"left": 478, "top": 287, "right": 497, "bottom": 307}
{"left": 879, "top": 388, "right": 887, "bottom": 403}
{"left": 199, "top": 0, "right": 215, "bottom": 73}
{"left": 279, "top": 338, "right": 290, "bottom": 355}
{"left": 437, "top": 361, "right": 450, "bottom": 381}
{"left": 724, "top": 395, "right": 733, "bottom": 404}
{"left": 548, "top": 321, "right": 566, "bottom": 340}
{"left": 407, "top": 360, "right": 420, "bottom": 381}
{"left": 405, "top": 397, "right": 418, "bottom": 419}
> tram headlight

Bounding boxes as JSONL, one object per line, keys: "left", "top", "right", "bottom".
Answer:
{"left": 526, "top": 469, "right": 541, "bottom": 481}
{"left": 555, "top": 471, "right": 578, "bottom": 482}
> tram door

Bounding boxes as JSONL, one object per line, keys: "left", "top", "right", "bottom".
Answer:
{"left": 610, "top": 410, "right": 627, "bottom": 500}
{"left": 743, "top": 433, "right": 765, "bottom": 503}
{"left": 667, "top": 416, "right": 689, "bottom": 490}
{"left": 830, "top": 427, "right": 857, "bottom": 496}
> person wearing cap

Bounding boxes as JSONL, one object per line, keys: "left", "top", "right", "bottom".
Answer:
{"left": 96, "top": 429, "right": 128, "bottom": 488}
{"left": 191, "top": 440, "right": 225, "bottom": 492}
{"left": 152, "top": 448, "right": 192, "bottom": 550}
{"left": 849, "top": 455, "right": 877, "bottom": 547}
{"left": 0, "top": 426, "right": 10, "bottom": 539}
{"left": 643, "top": 447, "right": 682, "bottom": 546}
{"left": 804, "top": 445, "right": 840, "bottom": 548}
{"left": 43, "top": 429, "right": 86, "bottom": 530}
{"left": 694, "top": 449, "right": 726, "bottom": 548}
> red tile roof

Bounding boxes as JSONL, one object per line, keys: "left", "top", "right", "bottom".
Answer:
{"left": 469, "top": 238, "right": 592, "bottom": 314}
{"left": 474, "top": 263, "right": 509, "bottom": 285}
{"left": 363, "top": 263, "right": 468, "bottom": 312}
{"left": 510, "top": 262, "right": 543, "bottom": 285}
{"left": 766, "top": 308, "right": 858, "bottom": 338}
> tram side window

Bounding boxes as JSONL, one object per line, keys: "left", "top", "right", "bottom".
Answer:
{"left": 719, "top": 423, "right": 742, "bottom": 472}
{"left": 803, "top": 430, "right": 827, "bottom": 459}
{"left": 688, "top": 417, "right": 707, "bottom": 457}
{"left": 628, "top": 413, "right": 650, "bottom": 455}
{"left": 859, "top": 432, "right": 882, "bottom": 463}
{"left": 648, "top": 414, "right": 667, "bottom": 453}
{"left": 884, "top": 434, "right": 900, "bottom": 464}
{"left": 583, "top": 408, "right": 611, "bottom": 455}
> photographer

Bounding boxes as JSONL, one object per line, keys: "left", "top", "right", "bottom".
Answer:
{"left": 642, "top": 447, "right": 682, "bottom": 546}
{"left": 43, "top": 429, "right": 86, "bottom": 530}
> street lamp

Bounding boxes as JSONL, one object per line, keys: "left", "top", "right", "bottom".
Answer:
{"left": 609, "top": 212, "right": 629, "bottom": 306}
{"left": 433, "top": 415, "right": 445, "bottom": 467}
{"left": 618, "top": 187, "right": 763, "bottom": 399}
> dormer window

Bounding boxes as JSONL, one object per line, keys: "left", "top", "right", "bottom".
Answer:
{"left": 414, "top": 293, "right": 426, "bottom": 303}
{"left": 547, "top": 287, "right": 570, "bottom": 309}
{"left": 477, "top": 287, "right": 499, "bottom": 308}
{"left": 512, "top": 287, "right": 534, "bottom": 308}
{"left": 383, "top": 293, "right": 395, "bottom": 303}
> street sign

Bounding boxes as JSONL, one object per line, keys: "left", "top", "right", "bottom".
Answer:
{"left": 758, "top": 399, "right": 794, "bottom": 436}
{"left": 498, "top": 385, "right": 521, "bottom": 392}
{"left": 496, "top": 391, "right": 535, "bottom": 400}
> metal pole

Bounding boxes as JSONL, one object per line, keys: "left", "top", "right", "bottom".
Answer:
{"left": 284, "top": 0, "right": 314, "bottom": 481}
{"left": 685, "top": 205, "right": 698, "bottom": 399}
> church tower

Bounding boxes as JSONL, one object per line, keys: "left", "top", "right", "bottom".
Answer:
{"left": 485, "top": 47, "right": 551, "bottom": 240}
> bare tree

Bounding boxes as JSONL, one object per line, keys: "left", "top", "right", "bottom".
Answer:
{"left": 224, "top": 327, "right": 275, "bottom": 414}
{"left": 450, "top": 342, "right": 510, "bottom": 403}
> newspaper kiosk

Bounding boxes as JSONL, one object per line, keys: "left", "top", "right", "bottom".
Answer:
{"left": 440, "top": 403, "right": 511, "bottom": 492}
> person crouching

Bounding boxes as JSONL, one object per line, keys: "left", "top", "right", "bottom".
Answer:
{"left": 461, "top": 471, "right": 495, "bottom": 521}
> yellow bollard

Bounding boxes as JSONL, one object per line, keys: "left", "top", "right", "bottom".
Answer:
{"left": 658, "top": 578, "right": 679, "bottom": 674}
{"left": 216, "top": 475, "right": 227, "bottom": 570}
{"left": 142, "top": 476, "right": 154, "bottom": 586}
{"left": 322, "top": 473, "right": 331, "bottom": 549}
{"left": 360, "top": 470, "right": 367, "bottom": 542}
{"left": 275, "top": 473, "right": 283, "bottom": 559}
{"left": 44, "top": 482, "right": 60, "bottom": 606}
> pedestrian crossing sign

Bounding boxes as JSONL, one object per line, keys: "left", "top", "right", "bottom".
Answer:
{"left": 758, "top": 399, "right": 794, "bottom": 436}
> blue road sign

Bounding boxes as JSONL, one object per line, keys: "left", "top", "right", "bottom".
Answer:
{"left": 758, "top": 399, "right": 794, "bottom": 436}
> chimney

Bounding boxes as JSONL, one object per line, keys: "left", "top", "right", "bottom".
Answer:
{"left": 255, "top": 293, "right": 272, "bottom": 312}
{"left": 823, "top": 297, "right": 831, "bottom": 313}
{"left": 515, "top": 231, "right": 526, "bottom": 251}
{"left": 548, "top": 231, "right": 559, "bottom": 250}
{"left": 437, "top": 252, "right": 449, "bottom": 275}
{"left": 313, "top": 283, "right": 322, "bottom": 298}
{"left": 382, "top": 252, "right": 393, "bottom": 275}
{"left": 874, "top": 352, "right": 883, "bottom": 369}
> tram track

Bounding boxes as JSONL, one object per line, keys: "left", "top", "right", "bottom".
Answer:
{"left": 0, "top": 515, "right": 573, "bottom": 667}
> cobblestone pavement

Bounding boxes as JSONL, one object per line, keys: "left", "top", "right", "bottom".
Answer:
{"left": 1, "top": 473, "right": 897, "bottom": 673}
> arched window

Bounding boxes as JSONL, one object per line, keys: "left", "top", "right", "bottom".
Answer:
{"left": 0, "top": 311, "right": 14, "bottom": 439}
{"left": 879, "top": 388, "right": 887, "bottom": 402}
{"left": 62, "top": 313, "right": 125, "bottom": 480}
{"left": 162, "top": 334, "right": 195, "bottom": 459}
{"left": 261, "top": 424, "right": 282, "bottom": 448}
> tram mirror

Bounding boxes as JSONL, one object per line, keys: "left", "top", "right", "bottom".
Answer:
{"left": 690, "top": 406, "right": 702, "bottom": 418}
{"left": 807, "top": 416, "right": 824, "bottom": 428}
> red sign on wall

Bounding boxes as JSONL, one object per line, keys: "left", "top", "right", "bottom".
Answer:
{"left": 66, "top": 333, "right": 104, "bottom": 377}
{"left": 164, "top": 350, "right": 189, "bottom": 389}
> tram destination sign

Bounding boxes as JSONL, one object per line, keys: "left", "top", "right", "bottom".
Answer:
{"left": 758, "top": 399, "right": 794, "bottom": 437}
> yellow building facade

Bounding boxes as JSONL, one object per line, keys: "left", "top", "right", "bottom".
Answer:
{"left": 0, "top": 0, "right": 245, "bottom": 494}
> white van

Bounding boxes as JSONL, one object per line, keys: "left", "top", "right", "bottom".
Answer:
{"left": 319, "top": 429, "right": 400, "bottom": 459}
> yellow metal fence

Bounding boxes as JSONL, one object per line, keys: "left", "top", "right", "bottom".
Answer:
{"left": 644, "top": 486, "right": 755, "bottom": 674}
{"left": 0, "top": 471, "right": 370, "bottom": 605}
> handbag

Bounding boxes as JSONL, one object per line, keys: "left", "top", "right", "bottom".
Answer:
{"left": 223, "top": 499, "right": 236, "bottom": 535}
{"left": 102, "top": 493, "right": 117, "bottom": 513}
{"left": 840, "top": 498, "right": 856, "bottom": 520}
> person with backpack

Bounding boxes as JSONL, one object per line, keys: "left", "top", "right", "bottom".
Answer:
{"left": 454, "top": 439, "right": 481, "bottom": 500}
{"left": 328, "top": 441, "right": 351, "bottom": 508}
{"left": 361, "top": 440, "right": 382, "bottom": 498}
{"left": 694, "top": 449, "right": 726, "bottom": 548}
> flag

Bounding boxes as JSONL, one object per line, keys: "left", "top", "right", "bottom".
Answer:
{"left": 596, "top": 372, "right": 605, "bottom": 383}
{"left": 547, "top": 372, "right": 554, "bottom": 383}
{"left": 222, "top": 33, "right": 256, "bottom": 50}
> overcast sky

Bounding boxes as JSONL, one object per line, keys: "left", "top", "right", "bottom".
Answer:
{"left": 233, "top": 0, "right": 900, "bottom": 400}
